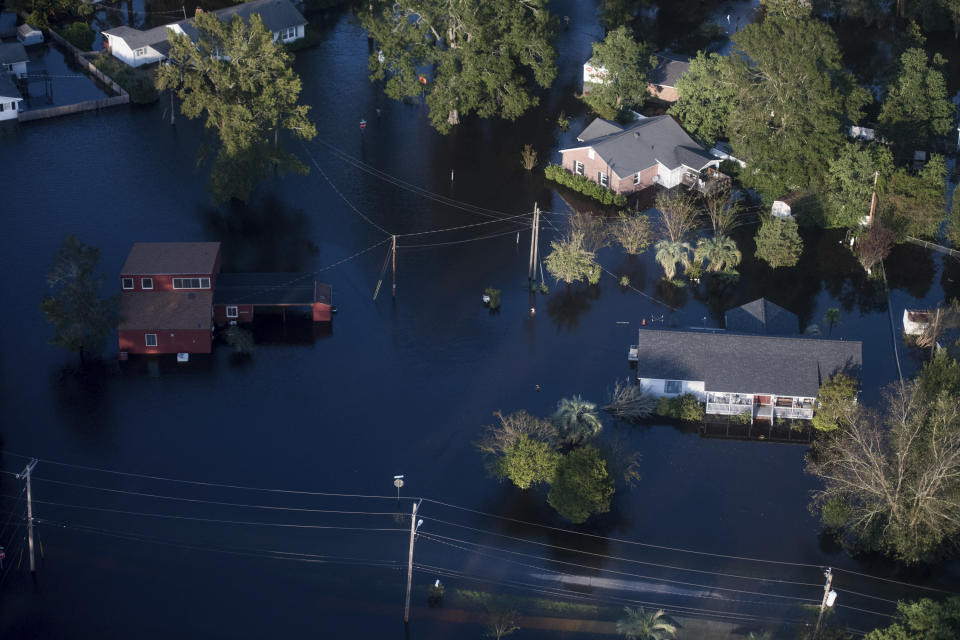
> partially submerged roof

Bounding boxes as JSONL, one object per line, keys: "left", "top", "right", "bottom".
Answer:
{"left": 650, "top": 54, "right": 689, "bottom": 88}
{"left": 119, "top": 291, "right": 213, "bottom": 330}
{"left": 565, "top": 116, "right": 715, "bottom": 176}
{"left": 0, "top": 42, "right": 28, "bottom": 65}
{"left": 210, "top": 0, "right": 307, "bottom": 31}
{"left": 0, "top": 74, "right": 22, "bottom": 101}
{"left": 214, "top": 272, "right": 320, "bottom": 305}
{"left": 635, "top": 329, "right": 862, "bottom": 398}
{"left": 724, "top": 298, "right": 798, "bottom": 335}
{"left": 121, "top": 242, "right": 221, "bottom": 276}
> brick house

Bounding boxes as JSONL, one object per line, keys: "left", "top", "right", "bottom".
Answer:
{"left": 558, "top": 116, "right": 719, "bottom": 195}
{"left": 581, "top": 53, "right": 689, "bottom": 104}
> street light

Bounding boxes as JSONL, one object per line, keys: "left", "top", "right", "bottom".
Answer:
{"left": 393, "top": 474, "right": 404, "bottom": 500}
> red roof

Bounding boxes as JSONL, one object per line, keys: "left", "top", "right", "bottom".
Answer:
{"left": 121, "top": 242, "right": 220, "bottom": 276}
{"left": 119, "top": 291, "right": 213, "bottom": 330}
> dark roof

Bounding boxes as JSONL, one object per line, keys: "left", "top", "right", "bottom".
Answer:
{"left": 566, "top": 116, "right": 715, "bottom": 177}
{"left": 724, "top": 298, "right": 798, "bottom": 335}
{"left": 119, "top": 291, "right": 213, "bottom": 330}
{"left": 0, "top": 42, "right": 28, "bottom": 65}
{"left": 102, "top": 25, "right": 174, "bottom": 50}
{"left": 635, "top": 329, "right": 862, "bottom": 397}
{"left": 0, "top": 74, "right": 22, "bottom": 100}
{"left": 208, "top": 0, "right": 307, "bottom": 31}
{"left": 213, "top": 272, "right": 321, "bottom": 305}
{"left": 650, "top": 54, "right": 689, "bottom": 88}
{"left": 121, "top": 243, "right": 221, "bottom": 276}
{"left": 0, "top": 13, "right": 16, "bottom": 38}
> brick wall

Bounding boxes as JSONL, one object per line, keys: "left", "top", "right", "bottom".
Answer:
{"left": 561, "top": 148, "right": 658, "bottom": 195}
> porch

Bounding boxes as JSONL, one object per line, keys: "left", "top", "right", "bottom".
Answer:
{"left": 705, "top": 392, "right": 753, "bottom": 417}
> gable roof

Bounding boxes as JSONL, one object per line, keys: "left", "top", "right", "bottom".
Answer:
{"left": 635, "top": 329, "right": 862, "bottom": 398}
{"left": 0, "top": 74, "right": 22, "bottom": 101}
{"left": 724, "top": 298, "right": 798, "bottom": 335}
{"left": 119, "top": 291, "right": 213, "bottom": 330}
{"left": 121, "top": 242, "right": 221, "bottom": 276}
{"left": 650, "top": 55, "right": 689, "bottom": 88}
{"left": 565, "top": 116, "right": 715, "bottom": 176}
{"left": 0, "top": 42, "right": 28, "bottom": 66}
{"left": 102, "top": 25, "right": 174, "bottom": 50}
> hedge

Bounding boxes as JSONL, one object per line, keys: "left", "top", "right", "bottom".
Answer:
{"left": 654, "top": 394, "right": 705, "bottom": 422}
{"left": 544, "top": 163, "right": 627, "bottom": 207}
{"left": 92, "top": 52, "right": 159, "bottom": 104}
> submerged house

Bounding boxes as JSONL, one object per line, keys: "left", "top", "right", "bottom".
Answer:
{"left": 633, "top": 299, "right": 861, "bottom": 421}
{"left": 0, "top": 74, "right": 23, "bottom": 121}
{"left": 559, "top": 116, "right": 720, "bottom": 195}
{"left": 0, "top": 42, "right": 28, "bottom": 79}
{"left": 103, "top": 0, "right": 307, "bottom": 68}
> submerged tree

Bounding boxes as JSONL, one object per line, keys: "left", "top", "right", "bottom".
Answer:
{"left": 603, "top": 379, "right": 657, "bottom": 423}
{"left": 824, "top": 308, "right": 842, "bottom": 335}
{"left": 864, "top": 597, "right": 960, "bottom": 640}
{"left": 583, "top": 26, "right": 652, "bottom": 119}
{"left": 155, "top": 12, "right": 316, "bottom": 203}
{"left": 616, "top": 607, "right": 678, "bottom": 640}
{"left": 822, "top": 143, "right": 894, "bottom": 229}
{"left": 669, "top": 51, "right": 738, "bottom": 148}
{"left": 544, "top": 232, "right": 599, "bottom": 286}
{"left": 856, "top": 223, "right": 895, "bottom": 275}
{"left": 612, "top": 212, "right": 655, "bottom": 255}
{"left": 483, "top": 599, "right": 520, "bottom": 639}
{"left": 754, "top": 216, "right": 803, "bottom": 269}
{"left": 702, "top": 184, "right": 743, "bottom": 238}
{"left": 361, "top": 0, "right": 557, "bottom": 133}
{"left": 694, "top": 236, "right": 742, "bottom": 273}
{"left": 654, "top": 240, "right": 692, "bottom": 280}
{"left": 40, "top": 235, "right": 119, "bottom": 367}
{"left": 880, "top": 155, "right": 948, "bottom": 240}
{"left": 547, "top": 445, "right": 615, "bottom": 523}
{"left": 655, "top": 191, "right": 699, "bottom": 243}
{"left": 552, "top": 395, "right": 603, "bottom": 444}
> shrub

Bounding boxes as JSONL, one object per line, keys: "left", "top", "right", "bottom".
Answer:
{"left": 619, "top": 275, "right": 629, "bottom": 287}
{"left": 59, "top": 22, "right": 95, "bottom": 51}
{"left": 654, "top": 394, "right": 704, "bottom": 422}
{"left": 732, "top": 410, "right": 751, "bottom": 425}
{"left": 225, "top": 326, "right": 255, "bottom": 354}
{"left": 538, "top": 281, "right": 549, "bottom": 295}
{"left": 521, "top": 144, "right": 537, "bottom": 170}
{"left": 557, "top": 111, "right": 570, "bottom": 131}
{"left": 544, "top": 163, "right": 627, "bottom": 207}
{"left": 718, "top": 159, "right": 741, "bottom": 179}
{"left": 92, "top": 52, "right": 159, "bottom": 104}
{"left": 547, "top": 446, "right": 615, "bottom": 523}
{"left": 484, "top": 287, "right": 501, "bottom": 310}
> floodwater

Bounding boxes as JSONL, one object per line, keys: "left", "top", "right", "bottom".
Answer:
{"left": 0, "top": 2, "right": 957, "bottom": 638}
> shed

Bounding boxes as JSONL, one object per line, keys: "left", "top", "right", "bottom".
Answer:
{"left": 903, "top": 309, "right": 930, "bottom": 336}
{"left": 17, "top": 24, "right": 44, "bottom": 46}
{"left": 0, "top": 73, "right": 23, "bottom": 122}
{"left": 771, "top": 192, "right": 803, "bottom": 219}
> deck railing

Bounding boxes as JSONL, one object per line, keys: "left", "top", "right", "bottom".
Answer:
{"left": 706, "top": 402, "right": 752, "bottom": 416}
{"left": 772, "top": 406, "right": 814, "bottom": 420}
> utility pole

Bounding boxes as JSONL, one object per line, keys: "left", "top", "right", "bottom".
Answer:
{"left": 528, "top": 203, "right": 540, "bottom": 282}
{"left": 391, "top": 235, "right": 397, "bottom": 298}
{"left": 867, "top": 170, "right": 879, "bottom": 226}
{"left": 17, "top": 459, "right": 38, "bottom": 574}
{"left": 403, "top": 500, "right": 422, "bottom": 626}
{"left": 814, "top": 567, "right": 834, "bottom": 639}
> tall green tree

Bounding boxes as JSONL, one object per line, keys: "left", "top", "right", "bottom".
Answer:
{"left": 822, "top": 143, "right": 894, "bottom": 229}
{"left": 600, "top": 0, "right": 647, "bottom": 30}
{"left": 547, "top": 445, "right": 615, "bottom": 523}
{"left": 654, "top": 240, "right": 692, "bottom": 280}
{"left": 864, "top": 597, "right": 960, "bottom": 639}
{"left": 361, "top": 0, "right": 557, "bottom": 133}
{"left": 583, "top": 26, "right": 652, "bottom": 119}
{"left": 12, "top": 0, "right": 91, "bottom": 29}
{"left": 880, "top": 155, "right": 947, "bottom": 239}
{"left": 552, "top": 395, "right": 603, "bottom": 444}
{"left": 694, "top": 236, "right": 742, "bottom": 273}
{"left": 616, "top": 607, "right": 678, "bottom": 640}
{"left": 544, "top": 232, "right": 600, "bottom": 286}
{"left": 495, "top": 435, "right": 560, "bottom": 489}
{"left": 669, "top": 51, "right": 738, "bottom": 148}
{"left": 879, "top": 49, "right": 953, "bottom": 162}
{"left": 40, "top": 235, "right": 119, "bottom": 366}
{"left": 754, "top": 215, "right": 803, "bottom": 268}
{"left": 811, "top": 373, "right": 858, "bottom": 432}
{"left": 155, "top": 12, "right": 316, "bottom": 203}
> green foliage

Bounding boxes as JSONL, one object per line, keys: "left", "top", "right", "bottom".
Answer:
{"left": 822, "top": 143, "right": 894, "bottom": 229}
{"left": 669, "top": 51, "right": 738, "bottom": 148}
{"left": 820, "top": 497, "right": 852, "bottom": 530}
{"left": 812, "top": 373, "right": 858, "bottom": 432}
{"left": 360, "top": 0, "right": 557, "bottom": 133}
{"left": 427, "top": 580, "right": 444, "bottom": 607}
{"left": 475, "top": 410, "right": 559, "bottom": 478}
{"left": 15, "top": 0, "right": 91, "bottom": 29}
{"left": 654, "top": 240, "right": 692, "bottom": 280}
{"left": 880, "top": 156, "right": 948, "bottom": 240}
{"left": 918, "top": 351, "right": 960, "bottom": 399}
{"left": 224, "top": 326, "right": 255, "bottom": 354}
{"left": 654, "top": 394, "right": 704, "bottom": 422}
{"left": 732, "top": 410, "right": 752, "bottom": 425}
{"left": 612, "top": 212, "right": 654, "bottom": 255}
{"left": 878, "top": 49, "right": 953, "bottom": 162}
{"left": 155, "top": 12, "right": 316, "bottom": 203}
{"left": 600, "top": 0, "right": 646, "bottom": 30}
{"left": 547, "top": 446, "right": 615, "bottom": 523}
{"left": 40, "top": 235, "right": 119, "bottom": 365}
{"left": 864, "top": 597, "right": 960, "bottom": 640}
{"left": 544, "top": 232, "right": 600, "bottom": 286}
{"left": 538, "top": 281, "right": 549, "bottom": 295}
{"left": 694, "top": 235, "right": 742, "bottom": 273}
{"left": 484, "top": 287, "right": 501, "bottom": 310}
{"left": 483, "top": 598, "right": 520, "bottom": 639}
{"left": 521, "top": 144, "right": 538, "bottom": 171}
{"left": 557, "top": 111, "right": 570, "bottom": 131}
{"left": 947, "top": 185, "right": 960, "bottom": 248}
{"left": 494, "top": 435, "right": 560, "bottom": 489}
{"left": 824, "top": 308, "right": 841, "bottom": 335}
{"left": 58, "top": 22, "right": 94, "bottom": 51}
{"left": 552, "top": 395, "right": 603, "bottom": 444}
{"left": 619, "top": 275, "right": 630, "bottom": 287}
{"left": 92, "top": 52, "right": 159, "bottom": 104}
{"left": 583, "top": 26, "right": 652, "bottom": 117}
{"left": 754, "top": 215, "right": 803, "bottom": 269}
{"left": 616, "top": 606, "right": 679, "bottom": 640}
{"left": 544, "top": 164, "right": 628, "bottom": 206}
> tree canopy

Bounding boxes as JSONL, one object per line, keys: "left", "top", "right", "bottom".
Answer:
{"left": 361, "top": 0, "right": 557, "bottom": 133}
{"left": 547, "top": 445, "right": 615, "bottom": 523}
{"left": 155, "top": 12, "right": 316, "bottom": 203}
{"left": 495, "top": 435, "right": 560, "bottom": 489}
{"left": 880, "top": 155, "right": 948, "bottom": 239}
{"left": 822, "top": 143, "right": 894, "bottom": 229}
{"left": 669, "top": 52, "right": 738, "bottom": 148}
{"left": 583, "top": 26, "right": 652, "bottom": 119}
{"left": 864, "top": 597, "right": 960, "bottom": 640}
{"left": 544, "top": 232, "right": 600, "bottom": 286}
{"left": 754, "top": 215, "right": 803, "bottom": 269}
{"left": 879, "top": 48, "right": 954, "bottom": 161}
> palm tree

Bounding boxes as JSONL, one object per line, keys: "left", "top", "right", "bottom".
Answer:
{"left": 552, "top": 395, "right": 603, "bottom": 444}
{"left": 616, "top": 607, "right": 678, "bottom": 640}
{"left": 823, "top": 308, "right": 841, "bottom": 335}
{"left": 694, "top": 236, "right": 742, "bottom": 273}
{"left": 654, "top": 240, "right": 692, "bottom": 280}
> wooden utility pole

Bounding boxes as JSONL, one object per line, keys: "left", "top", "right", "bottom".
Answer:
{"left": 403, "top": 500, "right": 421, "bottom": 626}
{"left": 391, "top": 235, "right": 397, "bottom": 298}
{"left": 528, "top": 203, "right": 540, "bottom": 282}
{"left": 18, "top": 459, "right": 38, "bottom": 574}
{"left": 814, "top": 567, "right": 834, "bottom": 639}
{"left": 867, "top": 171, "right": 879, "bottom": 226}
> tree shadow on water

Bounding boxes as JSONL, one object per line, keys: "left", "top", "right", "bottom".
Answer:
{"left": 49, "top": 359, "right": 117, "bottom": 443}
{"left": 200, "top": 194, "right": 318, "bottom": 272}
{"left": 546, "top": 284, "right": 601, "bottom": 331}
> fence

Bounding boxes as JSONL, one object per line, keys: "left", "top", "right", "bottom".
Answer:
{"left": 44, "top": 29, "right": 128, "bottom": 98}
{"left": 18, "top": 95, "right": 130, "bottom": 122}
{"left": 905, "top": 236, "right": 960, "bottom": 259}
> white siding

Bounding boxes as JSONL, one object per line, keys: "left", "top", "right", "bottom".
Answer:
{"left": 4, "top": 60, "right": 27, "bottom": 79}
{"left": 639, "top": 378, "right": 706, "bottom": 401}
{"left": 105, "top": 35, "right": 167, "bottom": 68}
{"left": 0, "top": 98, "right": 20, "bottom": 121}
{"left": 655, "top": 162, "right": 684, "bottom": 188}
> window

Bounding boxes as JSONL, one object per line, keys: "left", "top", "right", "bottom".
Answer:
{"left": 145, "top": 334, "right": 158, "bottom": 347}
{"left": 173, "top": 278, "right": 211, "bottom": 289}
{"left": 598, "top": 172, "right": 609, "bottom": 188}
{"left": 664, "top": 380, "right": 682, "bottom": 394}
{"left": 634, "top": 172, "right": 641, "bottom": 185}
{"left": 135, "top": 47, "right": 146, "bottom": 57}
{"left": 226, "top": 306, "right": 238, "bottom": 319}
{"left": 122, "top": 278, "right": 134, "bottom": 290}
{"left": 587, "top": 149, "right": 595, "bottom": 160}
{"left": 282, "top": 27, "right": 297, "bottom": 41}
{"left": 141, "top": 277, "right": 153, "bottom": 290}
{"left": 574, "top": 161, "right": 584, "bottom": 176}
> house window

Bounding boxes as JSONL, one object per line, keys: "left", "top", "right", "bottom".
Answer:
{"left": 141, "top": 277, "right": 153, "bottom": 290}
{"left": 282, "top": 27, "right": 297, "bottom": 41}
{"left": 574, "top": 161, "right": 584, "bottom": 176}
{"left": 598, "top": 172, "right": 609, "bottom": 188}
{"left": 173, "top": 278, "right": 211, "bottom": 289}
{"left": 588, "top": 149, "right": 595, "bottom": 160}
{"left": 122, "top": 278, "right": 134, "bottom": 290}
{"left": 226, "top": 306, "right": 239, "bottom": 319}
{"left": 664, "top": 380, "right": 682, "bottom": 394}
{"left": 634, "top": 172, "right": 641, "bottom": 185}
{"left": 145, "top": 334, "right": 158, "bottom": 347}
{"left": 135, "top": 47, "right": 146, "bottom": 57}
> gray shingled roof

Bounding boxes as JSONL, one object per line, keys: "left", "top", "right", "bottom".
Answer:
{"left": 650, "top": 55, "right": 689, "bottom": 88}
{"left": 725, "top": 298, "right": 799, "bottom": 335}
{"left": 567, "top": 116, "right": 715, "bottom": 177}
{"left": 635, "top": 328, "right": 862, "bottom": 397}
{"left": 0, "top": 74, "right": 22, "bottom": 100}
{"left": 102, "top": 25, "right": 174, "bottom": 50}
{"left": 121, "top": 242, "right": 221, "bottom": 276}
{"left": 0, "top": 42, "right": 28, "bottom": 65}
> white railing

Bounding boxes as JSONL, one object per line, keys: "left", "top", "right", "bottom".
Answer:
{"left": 706, "top": 403, "right": 752, "bottom": 416}
{"left": 773, "top": 406, "right": 814, "bottom": 420}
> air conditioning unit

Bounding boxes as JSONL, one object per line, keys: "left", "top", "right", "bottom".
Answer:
{"left": 177, "top": 353, "right": 189, "bottom": 363}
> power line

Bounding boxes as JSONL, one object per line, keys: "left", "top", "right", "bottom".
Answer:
{"left": 400, "top": 227, "right": 523, "bottom": 249}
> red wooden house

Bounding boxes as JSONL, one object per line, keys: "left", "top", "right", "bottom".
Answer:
{"left": 118, "top": 242, "right": 221, "bottom": 356}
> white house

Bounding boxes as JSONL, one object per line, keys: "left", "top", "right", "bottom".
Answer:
{"left": 103, "top": 0, "right": 307, "bottom": 68}
{"left": 0, "top": 74, "right": 23, "bottom": 122}
{"left": 903, "top": 309, "right": 930, "bottom": 336}
{"left": 0, "top": 42, "right": 29, "bottom": 79}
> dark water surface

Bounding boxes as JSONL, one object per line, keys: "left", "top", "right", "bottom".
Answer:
{"left": 1, "top": 3, "right": 957, "bottom": 638}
